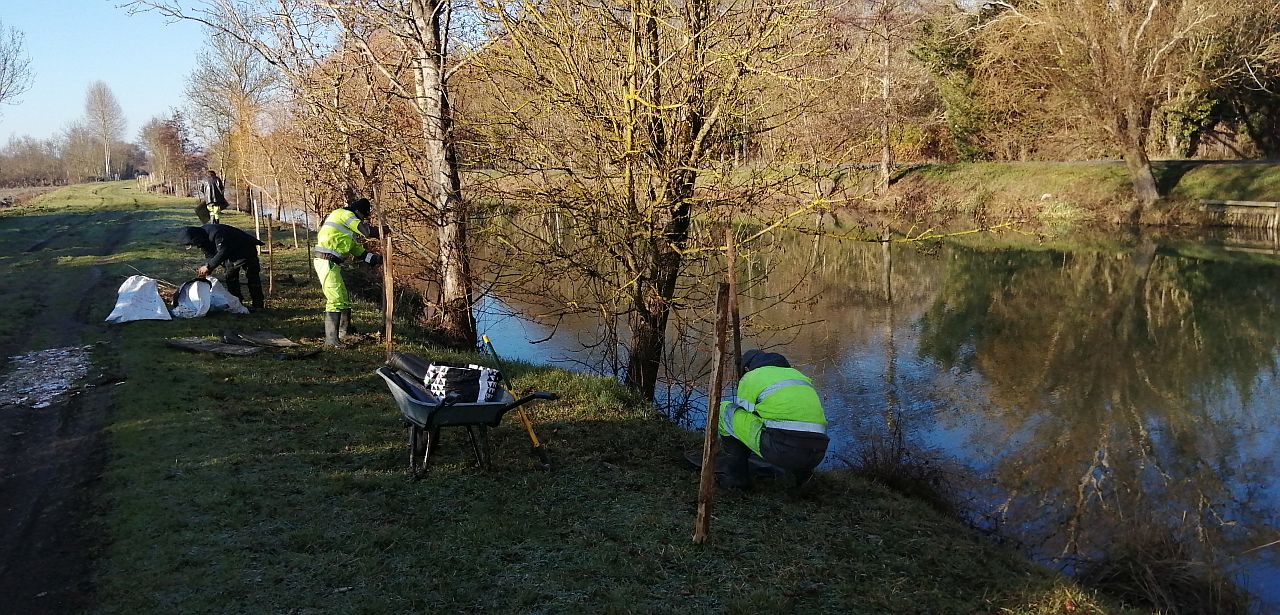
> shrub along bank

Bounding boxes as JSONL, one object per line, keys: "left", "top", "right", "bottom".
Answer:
{"left": 2, "top": 183, "right": 1141, "bottom": 613}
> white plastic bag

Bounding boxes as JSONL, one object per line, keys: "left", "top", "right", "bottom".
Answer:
{"left": 105, "top": 275, "right": 172, "bottom": 323}
{"left": 170, "top": 279, "right": 212, "bottom": 319}
{"left": 207, "top": 276, "right": 250, "bottom": 314}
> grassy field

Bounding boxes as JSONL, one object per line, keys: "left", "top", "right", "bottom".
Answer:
{"left": 1, "top": 182, "right": 1142, "bottom": 613}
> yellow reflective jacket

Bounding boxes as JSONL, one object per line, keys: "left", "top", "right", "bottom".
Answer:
{"left": 718, "top": 365, "right": 826, "bottom": 456}
{"left": 314, "top": 208, "right": 369, "bottom": 262}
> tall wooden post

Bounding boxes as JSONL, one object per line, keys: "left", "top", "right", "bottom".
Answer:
{"left": 694, "top": 283, "right": 731, "bottom": 544}
{"left": 252, "top": 192, "right": 262, "bottom": 251}
{"left": 383, "top": 230, "right": 394, "bottom": 358}
{"left": 266, "top": 214, "right": 275, "bottom": 299}
{"left": 371, "top": 187, "right": 395, "bottom": 359}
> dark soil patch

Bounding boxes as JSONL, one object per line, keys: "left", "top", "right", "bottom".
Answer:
{"left": 0, "top": 217, "right": 133, "bottom": 613}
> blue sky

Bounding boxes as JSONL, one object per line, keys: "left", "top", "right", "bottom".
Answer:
{"left": 0, "top": 0, "right": 204, "bottom": 142}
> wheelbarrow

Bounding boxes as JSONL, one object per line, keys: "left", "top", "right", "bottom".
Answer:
{"left": 376, "top": 354, "right": 557, "bottom": 474}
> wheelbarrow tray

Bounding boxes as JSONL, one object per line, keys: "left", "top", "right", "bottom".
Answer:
{"left": 376, "top": 367, "right": 519, "bottom": 428}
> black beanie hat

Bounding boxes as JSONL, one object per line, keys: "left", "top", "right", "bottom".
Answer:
{"left": 741, "top": 349, "right": 791, "bottom": 372}
{"left": 346, "top": 197, "right": 371, "bottom": 218}
{"left": 178, "top": 226, "right": 209, "bottom": 246}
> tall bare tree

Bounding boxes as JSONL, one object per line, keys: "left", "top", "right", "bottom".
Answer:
{"left": 185, "top": 29, "right": 278, "bottom": 196}
{"left": 83, "top": 81, "right": 127, "bottom": 178}
{"left": 472, "top": 0, "right": 839, "bottom": 398}
{"left": 128, "top": 0, "right": 481, "bottom": 348}
{"left": 0, "top": 19, "right": 33, "bottom": 111}
{"left": 978, "top": 0, "right": 1280, "bottom": 220}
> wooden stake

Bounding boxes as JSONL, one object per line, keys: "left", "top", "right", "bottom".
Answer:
{"left": 252, "top": 194, "right": 262, "bottom": 252}
{"left": 292, "top": 219, "right": 299, "bottom": 249}
{"left": 266, "top": 214, "right": 275, "bottom": 300}
{"left": 693, "top": 282, "right": 731, "bottom": 544}
{"left": 383, "top": 229, "right": 394, "bottom": 359}
{"left": 372, "top": 186, "right": 395, "bottom": 359}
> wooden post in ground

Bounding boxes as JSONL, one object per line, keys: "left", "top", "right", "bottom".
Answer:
{"left": 292, "top": 219, "right": 299, "bottom": 249}
{"left": 266, "top": 214, "right": 275, "bottom": 299}
{"left": 694, "top": 282, "right": 731, "bottom": 544}
{"left": 372, "top": 187, "right": 395, "bottom": 359}
{"left": 252, "top": 192, "right": 262, "bottom": 251}
{"left": 383, "top": 230, "right": 394, "bottom": 358}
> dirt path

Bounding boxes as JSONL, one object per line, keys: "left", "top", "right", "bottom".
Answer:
{"left": 0, "top": 192, "right": 135, "bottom": 614}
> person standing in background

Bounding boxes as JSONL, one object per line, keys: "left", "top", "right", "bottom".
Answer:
{"left": 197, "top": 170, "right": 229, "bottom": 224}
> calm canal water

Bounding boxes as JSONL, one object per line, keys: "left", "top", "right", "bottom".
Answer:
{"left": 476, "top": 227, "right": 1280, "bottom": 609}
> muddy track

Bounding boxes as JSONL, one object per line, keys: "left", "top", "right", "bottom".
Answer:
{"left": 0, "top": 211, "right": 135, "bottom": 614}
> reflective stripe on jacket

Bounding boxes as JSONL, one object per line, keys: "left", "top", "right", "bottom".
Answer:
{"left": 314, "top": 208, "right": 368, "bottom": 261}
{"left": 718, "top": 365, "right": 826, "bottom": 456}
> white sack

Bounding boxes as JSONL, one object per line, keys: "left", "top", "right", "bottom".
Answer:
{"left": 105, "top": 275, "right": 172, "bottom": 323}
{"left": 170, "top": 279, "right": 212, "bottom": 319}
{"left": 207, "top": 276, "right": 250, "bottom": 314}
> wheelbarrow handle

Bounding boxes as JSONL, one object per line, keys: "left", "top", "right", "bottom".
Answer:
{"left": 509, "top": 391, "right": 558, "bottom": 408}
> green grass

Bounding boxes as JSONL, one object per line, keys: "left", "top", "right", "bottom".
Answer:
{"left": 1, "top": 182, "right": 1144, "bottom": 614}
{"left": 892, "top": 161, "right": 1280, "bottom": 226}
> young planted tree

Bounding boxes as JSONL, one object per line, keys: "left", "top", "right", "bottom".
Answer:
{"left": 83, "top": 81, "right": 127, "bottom": 179}
{"left": 472, "top": 0, "right": 838, "bottom": 399}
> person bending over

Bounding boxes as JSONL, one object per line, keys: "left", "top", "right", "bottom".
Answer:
{"left": 178, "top": 223, "right": 265, "bottom": 310}
{"left": 717, "top": 349, "right": 829, "bottom": 488}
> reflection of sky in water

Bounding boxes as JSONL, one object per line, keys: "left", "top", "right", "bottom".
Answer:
{"left": 477, "top": 241, "right": 1280, "bottom": 611}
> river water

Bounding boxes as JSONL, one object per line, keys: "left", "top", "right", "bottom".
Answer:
{"left": 474, "top": 226, "right": 1280, "bottom": 609}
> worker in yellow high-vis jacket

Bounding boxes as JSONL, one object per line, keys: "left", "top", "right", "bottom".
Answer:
{"left": 313, "top": 197, "right": 382, "bottom": 348}
{"left": 717, "top": 349, "right": 829, "bottom": 488}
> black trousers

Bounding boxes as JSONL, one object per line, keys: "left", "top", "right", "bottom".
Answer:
{"left": 224, "top": 257, "right": 264, "bottom": 309}
{"left": 720, "top": 428, "right": 829, "bottom": 487}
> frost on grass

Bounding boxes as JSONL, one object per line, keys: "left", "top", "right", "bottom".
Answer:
{"left": 0, "top": 345, "right": 94, "bottom": 409}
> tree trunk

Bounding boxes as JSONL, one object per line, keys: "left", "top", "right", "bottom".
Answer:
{"left": 626, "top": 299, "right": 667, "bottom": 401}
{"left": 1122, "top": 146, "right": 1159, "bottom": 223}
{"left": 411, "top": 0, "right": 476, "bottom": 348}
{"left": 879, "top": 23, "right": 892, "bottom": 188}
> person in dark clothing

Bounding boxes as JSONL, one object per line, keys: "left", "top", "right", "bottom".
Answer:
{"left": 178, "top": 224, "right": 265, "bottom": 310}
{"left": 197, "top": 170, "right": 229, "bottom": 224}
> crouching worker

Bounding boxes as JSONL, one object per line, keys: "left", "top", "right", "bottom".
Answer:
{"left": 178, "top": 223, "right": 265, "bottom": 310}
{"left": 312, "top": 197, "right": 383, "bottom": 348}
{"left": 717, "top": 349, "right": 829, "bottom": 488}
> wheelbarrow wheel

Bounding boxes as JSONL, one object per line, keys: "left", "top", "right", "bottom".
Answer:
{"left": 409, "top": 425, "right": 427, "bottom": 474}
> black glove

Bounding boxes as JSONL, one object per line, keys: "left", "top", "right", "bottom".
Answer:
{"left": 363, "top": 252, "right": 383, "bottom": 266}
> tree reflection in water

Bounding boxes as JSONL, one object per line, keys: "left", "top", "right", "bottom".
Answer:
{"left": 912, "top": 241, "right": 1280, "bottom": 606}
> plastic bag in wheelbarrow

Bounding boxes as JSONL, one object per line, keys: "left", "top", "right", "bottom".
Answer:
{"left": 388, "top": 352, "right": 502, "bottom": 403}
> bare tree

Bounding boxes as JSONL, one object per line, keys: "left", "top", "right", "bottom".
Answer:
{"left": 127, "top": 0, "right": 481, "bottom": 348}
{"left": 0, "top": 19, "right": 33, "bottom": 110}
{"left": 139, "top": 111, "right": 196, "bottom": 186}
{"left": 185, "top": 29, "right": 279, "bottom": 198}
{"left": 471, "top": 0, "right": 840, "bottom": 399}
{"left": 83, "top": 81, "right": 127, "bottom": 178}
{"left": 978, "top": 0, "right": 1280, "bottom": 220}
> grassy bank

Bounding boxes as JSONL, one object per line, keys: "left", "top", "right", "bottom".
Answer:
{"left": 2, "top": 183, "right": 1138, "bottom": 613}
{"left": 883, "top": 161, "right": 1280, "bottom": 226}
